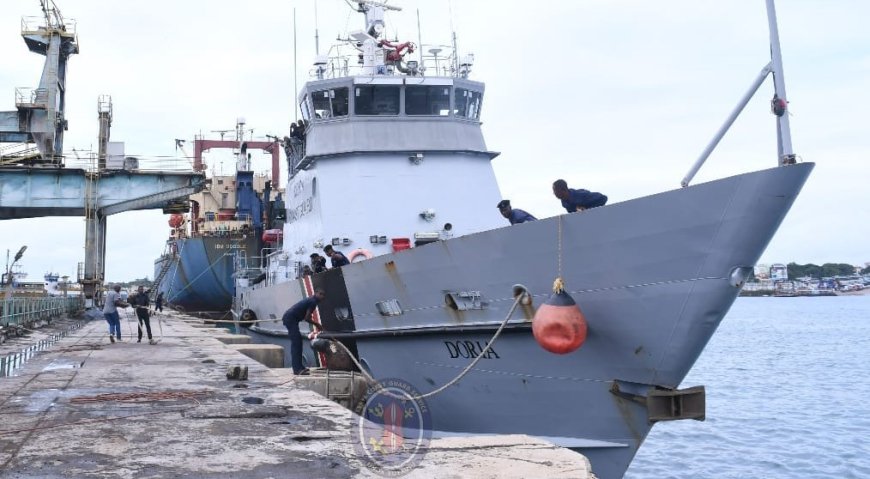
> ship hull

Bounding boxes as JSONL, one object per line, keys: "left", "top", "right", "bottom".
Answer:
{"left": 237, "top": 163, "right": 813, "bottom": 478}
{"left": 155, "top": 236, "right": 259, "bottom": 313}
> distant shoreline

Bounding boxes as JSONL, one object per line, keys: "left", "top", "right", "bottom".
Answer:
{"left": 741, "top": 288, "right": 869, "bottom": 297}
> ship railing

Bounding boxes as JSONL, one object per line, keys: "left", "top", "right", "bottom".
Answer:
{"left": 286, "top": 139, "right": 305, "bottom": 172}
{"left": 21, "top": 16, "right": 77, "bottom": 37}
{"left": 314, "top": 42, "right": 464, "bottom": 80}
{"left": 14, "top": 87, "right": 49, "bottom": 109}
{"left": 63, "top": 153, "right": 199, "bottom": 173}
{"left": 1, "top": 296, "right": 82, "bottom": 328}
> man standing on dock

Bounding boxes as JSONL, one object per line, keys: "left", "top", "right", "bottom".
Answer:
{"left": 102, "top": 285, "right": 127, "bottom": 343}
{"left": 552, "top": 179, "right": 608, "bottom": 212}
{"left": 282, "top": 289, "right": 325, "bottom": 375}
{"left": 130, "top": 286, "right": 155, "bottom": 345}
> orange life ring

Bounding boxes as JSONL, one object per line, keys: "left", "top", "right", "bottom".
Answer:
{"left": 348, "top": 248, "right": 374, "bottom": 262}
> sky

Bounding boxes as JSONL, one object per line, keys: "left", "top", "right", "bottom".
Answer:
{"left": 0, "top": 0, "right": 868, "bottom": 282}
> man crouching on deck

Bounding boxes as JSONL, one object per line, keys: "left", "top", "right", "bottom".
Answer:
{"left": 282, "top": 289, "right": 325, "bottom": 375}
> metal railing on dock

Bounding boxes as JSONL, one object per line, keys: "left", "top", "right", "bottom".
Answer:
{"left": 1, "top": 297, "right": 82, "bottom": 328}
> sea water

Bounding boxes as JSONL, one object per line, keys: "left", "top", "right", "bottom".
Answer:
{"left": 625, "top": 295, "right": 870, "bottom": 478}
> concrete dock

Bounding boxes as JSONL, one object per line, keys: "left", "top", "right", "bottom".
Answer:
{"left": 0, "top": 311, "right": 594, "bottom": 478}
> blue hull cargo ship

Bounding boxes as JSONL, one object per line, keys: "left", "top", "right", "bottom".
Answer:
{"left": 154, "top": 121, "right": 285, "bottom": 314}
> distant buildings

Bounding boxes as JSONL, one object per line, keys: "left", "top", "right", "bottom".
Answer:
{"left": 770, "top": 264, "right": 788, "bottom": 281}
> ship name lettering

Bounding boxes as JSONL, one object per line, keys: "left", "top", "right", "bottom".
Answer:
{"left": 444, "top": 340, "right": 500, "bottom": 359}
{"left": 214, "top": 244, "right": 243, "bottom": 249}
{"left": 287, "top": 196, "right": 314, "bottom": 224}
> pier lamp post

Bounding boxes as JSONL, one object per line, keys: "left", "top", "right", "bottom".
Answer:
{"left": 4, "top": 246, "right": 27, "bottom": 290}
{"left": 3, "top": 246, "right": 27, "bottom": 322}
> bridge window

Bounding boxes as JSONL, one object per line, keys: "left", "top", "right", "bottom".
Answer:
{"left": 300, "top": 95, "right": 311, "bottom": 121}
{"left": 311, "top": 88, "right": 349, "bottom": 119}
{"left": 455, "top": 88, "right": 483, "bottom": 120}
{"left": 405, "top": 85, "right": 451, "bottom": 116}
{"left": 355, "top": 85, "right": 400, "bottom": 115}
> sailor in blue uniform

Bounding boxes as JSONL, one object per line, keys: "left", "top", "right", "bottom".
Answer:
{"left": 323, "top": 245, "right": 350, "bottom": 267}
{"left": 497, "top": 200, "right": 537, "bottom": 225}
{"left": 552, "top": 179, "right": 608, "bottom": 212}
{"left": 282, "top": 289, "right": 325, "bottom": 375}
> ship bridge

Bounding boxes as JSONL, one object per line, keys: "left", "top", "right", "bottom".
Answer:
{"left": 285, "top": 0, "right": 492, "bottom": 173}
{"left": 292, "top": 76, "right": 491, "bottom": 171}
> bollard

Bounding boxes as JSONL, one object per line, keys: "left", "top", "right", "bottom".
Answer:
{"left": 226, "top": 365, "right": 249, "bottom": 381}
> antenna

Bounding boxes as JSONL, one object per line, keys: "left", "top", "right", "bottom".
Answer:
{"left": 210, "top": 129, "right": 233, "bottom": 141}
{"left": 293, "top": 7, "right": 298, "bottom": 122}
{"left": 314, "top": 0, "right": 320, "bottom": 55}
{"left": 448, "top": 0, "right": 459, "bottom": 74}
{"left": 417, "top": 9, "right": 423, "bottom": 66}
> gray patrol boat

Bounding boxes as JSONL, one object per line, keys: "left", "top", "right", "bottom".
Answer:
{"left": 233, "top": 1, "right": 812, "bottom": 477}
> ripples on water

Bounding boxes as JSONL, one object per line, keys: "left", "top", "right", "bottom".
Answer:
{"left": 626, "top": 296, "right": 870, "bottom": 479}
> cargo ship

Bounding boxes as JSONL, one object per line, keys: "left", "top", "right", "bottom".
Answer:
{"left": 153, "top": 120, "right": 284, "bottom": 313}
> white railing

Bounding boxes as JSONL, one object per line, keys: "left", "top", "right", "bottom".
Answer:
{"left": 14, "top": 87, "right": 48, "bottom": 107}
{"left": 314, "top": 42, "right": 464, "bottom": 79}
{"left": 21, "top": 16, "right": 77, "bottom": 36}
{"left": 63, "top": 153, "right": 198, "bottom": 173}
{"left": 1, "top": 296, "right": 81, "bottom": 327}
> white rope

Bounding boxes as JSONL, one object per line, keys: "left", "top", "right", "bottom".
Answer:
{"left": 166, "top": 252, "right": 231, "bottom": 303}
{"left": 329, "top": 291, "right": 525, "bottom": 401}
{"left": 163, "top": 240, "right": 186, "bottom": 302}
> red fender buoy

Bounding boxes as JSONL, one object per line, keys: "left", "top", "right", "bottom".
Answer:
{"left": 168, "top": 214, "right": 184, "bottom": 228}
{"left": 532, "top": 290, "right": 588, "bottom": 354}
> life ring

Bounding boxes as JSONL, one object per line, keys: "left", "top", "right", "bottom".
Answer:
{"left": 348, "top": 248, "right": 374, "bottom": 262}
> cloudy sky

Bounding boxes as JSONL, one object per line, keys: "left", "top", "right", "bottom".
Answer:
{"left": 1, "top": 0, "right": 868, "bottom": 282}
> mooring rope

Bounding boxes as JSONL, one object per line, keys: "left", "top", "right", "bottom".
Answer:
{"left": 328, "top": 290, "right": 525, "bottom": 401}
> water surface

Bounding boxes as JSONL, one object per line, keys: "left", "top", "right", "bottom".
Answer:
{"left": 626, "top": 296, "right": 870, "bottom": 479}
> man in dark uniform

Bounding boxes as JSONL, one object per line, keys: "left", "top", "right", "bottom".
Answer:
{"left": 552, "top": 179, "right": 608, "bottom": 212}
{"left": 323, "top": 245, "right": 350, "bottom": 268}
{"left": 497, "top": 199, "right": 537, "bottom": 225}
{"left": 130, "top": 285, "right": 155, "bottom": 344}
{"left": 309, "top": 253, "right": 328, "bottom": 273}
{"left": 155, "top": 291, "right": 164, "bottom": 312}
{"left": 282, "top": 289, "right": 325, "bottom": 375}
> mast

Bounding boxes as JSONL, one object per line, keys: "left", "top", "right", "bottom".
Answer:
{"left": 293, "top": 7, "right": 298, "bottom": 122}
{"left": 765, "top": 0, "right": 795, "bottom": 165}
{"left": 681, "top": 0, "right": 796, "bottom": 187}
{"left": 314, "top": 0, "right": 320, "bottom": 55}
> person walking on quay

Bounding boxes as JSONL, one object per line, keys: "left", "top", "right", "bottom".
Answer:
{"left": 103, "top": 285, "right": 128, "bottom": 343}
{"left": 155, "top": 291, "right": 164, "bottom": 313}
{"left": 130, "top": 285, "right": 156, "bottom": 344}
{"left": 282, "top": 289, "right": 325, "bottom": 375}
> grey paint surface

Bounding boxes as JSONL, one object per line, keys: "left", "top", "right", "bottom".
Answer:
{"left": 239, "top": 163, "right": 812, "bottom": 478}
